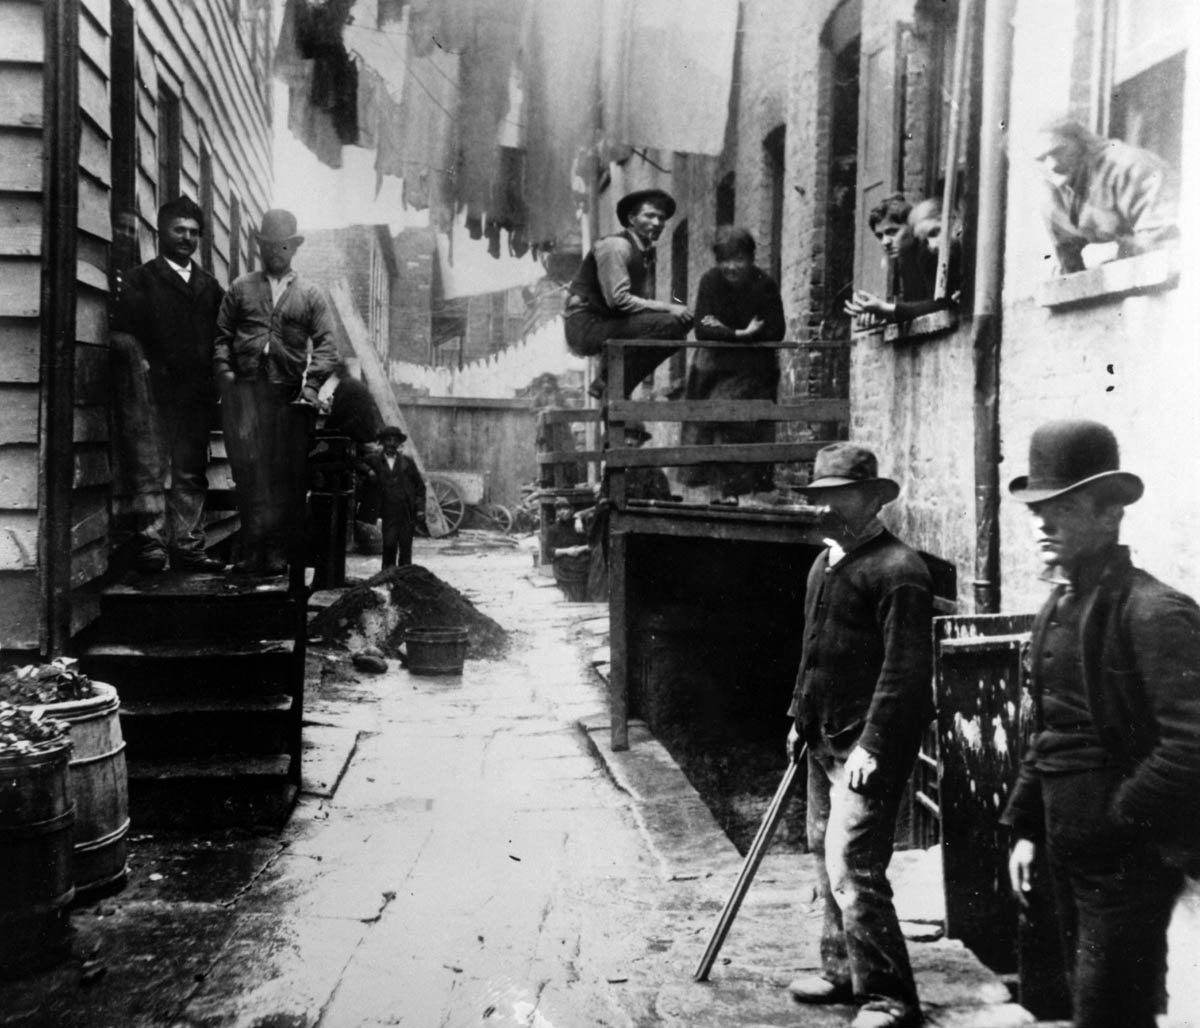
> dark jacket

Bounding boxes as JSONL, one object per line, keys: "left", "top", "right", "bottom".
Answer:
{"left": 213, "top": 271, "right": 338, "bottom": 395}
{"left": 364, "top": 452, "right": 426, "bottom": 526}
{"left": 790, "top": 528, "right": 934, "bottom": 774}
{"left": 1001, "top": 547, "right": 1200, "bottom": 862}
{"left": 111, "top": 257, "right": 225, "bottom": 402}
{"left": 325, "top": 377, "right": 381, "bottom": 445}
{"left": 689, "top": 264, "right": 784, "bottom": 390}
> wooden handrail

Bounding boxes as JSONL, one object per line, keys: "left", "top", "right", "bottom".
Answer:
{"left": 609, "top": 398, "right": 848, "bottom": 423}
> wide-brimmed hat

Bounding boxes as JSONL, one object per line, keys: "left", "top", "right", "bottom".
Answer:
{"left": 377, "top": 425, "right": 407, "bottom": 443}
{"left": 616, "top": 189, "right": 677, "bottom": 227}
{"left": 622, "top": 420, "right": 652, "bottom": 443}
{"left": 254, "top": 208, "right": 304, "bottom": 245}
{"left": 1008, "top": 420, "right": 1143, "bottom": 505}
{"left": 804, "top": 443, "right": 900, "bottom": 503}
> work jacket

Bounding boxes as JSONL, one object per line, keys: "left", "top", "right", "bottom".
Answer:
{"left": 1002, "top": 546, "right": 1200, "bottom": 865}
{"left": 789, "top": 528, "right": 934, "bottom": 777}
{"left": 213, "top": 271, "right": 338, "bottom": 395}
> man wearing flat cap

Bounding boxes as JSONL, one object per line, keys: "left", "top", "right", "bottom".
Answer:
{"left": 1001, "top": 420, "right": 1200, "bottom": 1028}
{"left": 564, "top": 187, "right": 692, "bottom": 398}
{"left": 214, "top": 208, "right": 338, "bottom": 575}
{"left": 363, "top": 425, "right": 426, "bottom": 570}
{"left": 785, "top": 443, "right": 932, "bottom": 1028}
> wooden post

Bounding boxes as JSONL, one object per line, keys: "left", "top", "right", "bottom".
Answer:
{"left": 609, "top": 528, "right": 629, "bottom": 751}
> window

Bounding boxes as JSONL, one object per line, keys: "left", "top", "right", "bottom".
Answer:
{"left": 229, "top": 195, "right": 242, "bottom": 280}
{"left": 763, "top": 126, "right": 785, "bottom": 286}
{"left": 715, "top": 172, "right": 735, "bottom": 226}
{"left": 199, "top": 143, "right": 214, "bottom": 272}
{"left": 157, "top": 85, "right": 182, "bottom": 204}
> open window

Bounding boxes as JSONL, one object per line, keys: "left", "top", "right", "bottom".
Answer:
{"left": 1037, "top": 0, "right": 1184, "bottom": 306}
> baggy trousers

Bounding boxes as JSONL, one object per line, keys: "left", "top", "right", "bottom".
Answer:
{"left": 1042, "top": 766, "right": 1182, "bottom": 1028}
{"left": 221, "top": 376, "right": 312, "bottom": 566}
{"left": 806, "top": 744, "right": 920, "bottom": 1013}
{"left": 564, "top": 309, "right": 686, "bottom": 397}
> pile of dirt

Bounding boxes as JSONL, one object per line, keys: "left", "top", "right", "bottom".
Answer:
{"left": 308, "top": 564, "right": 509, "bottom": 660}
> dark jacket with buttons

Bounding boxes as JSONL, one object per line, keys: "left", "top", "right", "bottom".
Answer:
{"left": 1001, "top": 546, "right": 1200, "bottom": 863}
{"left": 789, "top": 528, "right": 934, "bottom": 777}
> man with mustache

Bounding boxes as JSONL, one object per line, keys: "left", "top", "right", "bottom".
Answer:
{"left": 785, "top": 443, "right": 933, "bottom": 1028}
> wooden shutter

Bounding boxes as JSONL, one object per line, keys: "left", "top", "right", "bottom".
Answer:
{"left": 854, "top": 32, "right": 901, "bottom": 299}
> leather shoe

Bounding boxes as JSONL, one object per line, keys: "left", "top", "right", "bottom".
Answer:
{"left": 172, "top": 553, "right": 226, "bottom": 573}
{"left": 787, "top": 976, "right": 852, "bottom": 1004}
{"left": 850, "top": 1000, "right": 922, "bottom": 1028}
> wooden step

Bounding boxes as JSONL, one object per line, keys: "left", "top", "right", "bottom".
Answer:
{"left": 81, "top": 638, "right": 298, "bottom": 698}
{"left": 120, "top": 694, "right": 296, "bottom": 757}
{"left": 127, "top": 754, "right": 292, "bottom": 781}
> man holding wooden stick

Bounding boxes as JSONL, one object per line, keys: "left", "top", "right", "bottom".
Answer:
{"left": 784, "top": 443, "right": 934, "bottom": 1028}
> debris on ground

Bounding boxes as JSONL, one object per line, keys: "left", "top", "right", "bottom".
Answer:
{"left": 0, "top": 657, "right": 96, "bottom": 705}
{"left": 351, "top": 653, "right": 389, "bottom": 675}
{"left": 308, "top": 564, "right": 509, "bottom": 660}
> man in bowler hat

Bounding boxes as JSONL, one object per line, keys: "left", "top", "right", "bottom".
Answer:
{"left": 214, "top": 208, "right": 338, "bottom": 575}
{"left": 785, "top": 443, "right": 933, "bottom": 1028}
{"left": 563, "top": 188, "right": 692, "bottom": 398}
{"left": 1002, "top": 420, "right": 1200, "bottom": 1028}
{"left": 364, "top": 426, "right": 426, "bottom": 570}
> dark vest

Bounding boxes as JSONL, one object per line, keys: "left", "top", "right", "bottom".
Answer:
{"left": 568, "top": 231, "right": 655, "bottom": 315}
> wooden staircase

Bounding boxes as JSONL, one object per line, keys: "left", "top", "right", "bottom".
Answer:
{"left": 77, "top": 571, "right": 305, "bottom": 829}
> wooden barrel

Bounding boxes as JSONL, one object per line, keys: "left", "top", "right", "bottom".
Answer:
{"left": 403, "top": 626, "right": 469, "bottom": 675}
{"left": 31, "top": 683, "right": 129, "bottom": 897}
{"left": 0, "top": 737, "right": 75, "bottom": 978}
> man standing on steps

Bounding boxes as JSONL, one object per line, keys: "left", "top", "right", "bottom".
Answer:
{"left": 214, "top": 208, "right": 338, "bottom": 576}
{"left": 785, "top": 443, "right": 933, "bottom": 1028}
{"left": 110, "top": 195, "right": 226, "bottom": 573}
{"left": 563, "top": 188, "right": 692, "bottom": 399}
{"left": 1002, "top": 420, "right": 1200, "bottom": 1028}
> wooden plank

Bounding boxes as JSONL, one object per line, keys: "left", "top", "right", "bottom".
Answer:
{"left": 0, "top": 385, "right": 37, "bottom": 444}
{"left": 80, "top": 0, "right": 111, "bottom": 30}
{"left": 546, "top": 441, "right": 829, "bottom": 468}
{"left": 78, "top": 171, "right": 113, "bottom": 242}
{"left": 73, "top": 404, "right": 109, "bottom": 444}
{"left": 79, "top": 119, "right": 111, "bottom": 184}
{"left": 0, "top": 444, "right": 38, "bottom": 507}
{"left": 75, "top": 343, "right": 111, "bottom": 402}
{"left": 0, "top": 571, "right": 40, "bottom": 650}
{"left": 0, "top": 131, "right": 42, "bottom": 192}
{"left": 611, "top": 510, "right": 828, "bottom": 546}
{"left": 71, "top": 488, "right": 109, "bottom": 549}
{"left": 76, "top": 258, "right": 110, "bottom": 293}
{"left": 405, "top": 395, "right": 535, "bottom": 411}
{"left": 0, "top": 511, "right": 37, "bottom": 569}
{"left": 609, "top": 530, "right": 629, "bottom": 751}
{"left": 0, "top": 257, "right": 41, "bottom": 317}
{"left": 78, "top": 54, "right": 111, "bottom": 136}
{"left": 606, "top": 338, "right": 803, "bottom": 351}
{"left": 0, "top": 2, "right": 45, "bottom": 63}
{"left": 0, "top": 64, "right": 42, "bottom": 129}
{"left": 76, "top": 296, "right": 108, "bottom": 346}
{"left": 0, "top": 319, "right": 40, "bottom": 382}
{"left": 538, "top": 408, "right": 602, "bottom": 425}
{"left": 70, "top": 536, "right": 108, "bottom": 589}
{"left": 73, "top": 447, "right": 111, "bottom": 489}
{"left": 0, "top": 195, "right": 43, "bottom": 256}
{"left": 609, "top": 399, "right": 850, "bottom": 423}
{"left": 79, "top": 3, "right": 111, "bottom": 76}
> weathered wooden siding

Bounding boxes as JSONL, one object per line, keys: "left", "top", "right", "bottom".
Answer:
{"left": 0, "top": 0, "right": 273, "bottom": 653}
{"left": 400, "top": 398, "right": 537, "bottom": 508}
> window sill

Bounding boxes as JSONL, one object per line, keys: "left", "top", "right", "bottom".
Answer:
{"left": 1036, "top": 249, "right": 1180, "bottom": 309}
{"left": 883, "top": 308, "right": 959, "bottom": 344}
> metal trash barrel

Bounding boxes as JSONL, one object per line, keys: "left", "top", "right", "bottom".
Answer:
{"left": 402, "top": 626, "right": 469, "bottom": 675}
{"left": 0, "top": 736, "right": 75, "bottom": 979}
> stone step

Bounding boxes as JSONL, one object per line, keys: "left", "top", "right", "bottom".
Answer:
{"left": 126, "top": 754, "right": 298, "bottom": 829}
{"left": 120, "top": 694, "right": 296, "bottom": 757}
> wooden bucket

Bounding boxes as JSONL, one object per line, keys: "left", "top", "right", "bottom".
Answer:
{"left": 31, "top": 683, "right": 129, "bottom": 897}
{"left": 0, "top": 737, "right": 75, "bottom": 978}
{"left": 402, "top": 626, "right": 469, "bottom": 676}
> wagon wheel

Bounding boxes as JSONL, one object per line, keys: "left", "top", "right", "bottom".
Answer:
{"left": 418, "top": 475, "right": 466, "bottom": 537}
{"left": 479, "top": 503, "right": 514, "bottom": 534}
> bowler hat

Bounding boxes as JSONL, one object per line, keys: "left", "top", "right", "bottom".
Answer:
{"left": 805, "top": 443, "right": 900, "bottom": 503}
{"left": 623, "top": 420, "right": 652, "bottom": 443}
{"left": 254, "top": 208, "right": 304, "bottom": 244}
{"left": 378, "top": 425, "right": 407, "bottom": 443}
{"left": 1008, "top": 419, "right": 1143, "bottom": 505}
{"left": 616, "top": 189, "right": 677, "bottom": 227}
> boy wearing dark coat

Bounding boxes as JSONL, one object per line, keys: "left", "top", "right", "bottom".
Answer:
{"left": 364, "top": 426, "right": 426, "bottom": 569}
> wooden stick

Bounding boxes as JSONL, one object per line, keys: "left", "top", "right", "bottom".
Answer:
{"left": 694, "top": 747, "right": 805, "bottom": 982}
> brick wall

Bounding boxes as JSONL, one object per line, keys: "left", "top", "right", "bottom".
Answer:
{"left": 391, "top": 227, "right": 436, "bottom": 364}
